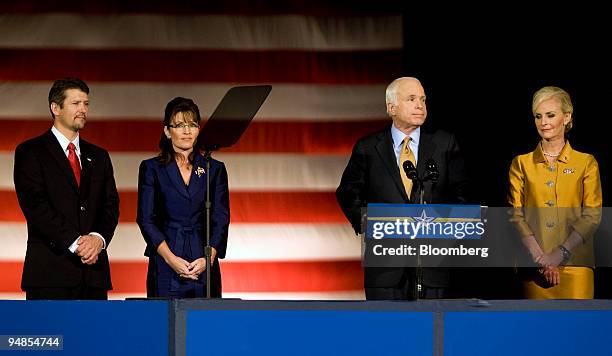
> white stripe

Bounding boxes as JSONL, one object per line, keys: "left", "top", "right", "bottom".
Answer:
{"left": 0, "top": 223, "right": 28, "bottom": 260}
{"left": 0, "top": 223, "right": 360, "bottom": 261}
{"left": 0, "top": 83, "right": 387, "bottom": 120}
{"left": 225, "top": 224, "right": 359, "bottom": 261}
{"left": 1, "top": 152, "right": 349, "bottom": 191}
{"left": 0, "top": 14, "right": 402, "bottom": 50}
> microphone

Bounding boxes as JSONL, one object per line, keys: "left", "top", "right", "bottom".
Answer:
{"left": 423, "top": 158, "right": 439, "bottom": 183}
{"left": 402, "top": 160, "right": 419, "bottom": 182}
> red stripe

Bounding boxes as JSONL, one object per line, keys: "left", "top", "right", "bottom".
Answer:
{"left": 0, "top": 120, "right": 388, "bottom": 153}
{"left": 0, "top": 49, "right": 402, "bottom": 84}
{"left": 109, "top": 262, "right": 147, "bottom": 293}
{"left": 0, "top": 191, "right": 346, "bottom": 223}
{"left": 0, "top": 192, "right": 24, "bottom": 222}
{"left": 0, "top": 1, "right": 401, "bottom": 15}
{"left": 0, "top": 260, "right": 363, "bottom": 293}
{"left": 0, "top": 262, "right": 23, "bottom": 293}
{"left": 221, "top": 260, "right": 363, "bottom": 292}
{"left": 229, "top": 192, "right": 345, "bottom": 223}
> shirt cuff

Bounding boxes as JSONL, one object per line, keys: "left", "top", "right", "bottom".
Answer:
{"left": 68, "top": 236, "right": 81, "bottom": 253}
{"left": 68, "top": 233, "right": 106, "bottom": 253}
{"left": 89, "top": 232, "right": 107, "bottom": 249}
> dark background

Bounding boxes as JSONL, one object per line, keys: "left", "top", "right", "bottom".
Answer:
{"left": 400, "top": 5, "right": 611, "bottom": 298}
{"left": 402, "top": 4, "right": 610, "bottom": 206}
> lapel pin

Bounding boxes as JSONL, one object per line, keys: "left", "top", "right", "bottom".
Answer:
{"left": 563, "top": 168, "right": 574, "bottom": 174}
{"left": 195, "top": 166, "right": 205, "bottom": 177}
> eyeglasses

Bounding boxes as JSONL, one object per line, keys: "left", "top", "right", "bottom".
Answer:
{"left": 168, "top": 122, "right": 200, "bottom": 130}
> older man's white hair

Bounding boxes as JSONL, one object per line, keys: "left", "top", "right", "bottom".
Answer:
{"left": 385, "top": 77, "right": 421, "bottom": 115}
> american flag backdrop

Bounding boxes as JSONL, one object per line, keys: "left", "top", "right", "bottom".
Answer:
{"left": 0, "top": 2, "right": 403, "bottom": 299}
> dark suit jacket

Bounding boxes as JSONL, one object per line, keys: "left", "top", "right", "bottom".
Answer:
{"left": 136, "top": 153, "right": 229, "bottom": 297}
{"left": 14, "top": 130, "right": 120, "bottom": 290}
{"left": 336, "top": 125, "right": 468, "bottom": 288}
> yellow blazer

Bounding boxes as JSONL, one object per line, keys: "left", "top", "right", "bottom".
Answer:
{"left": 508, "top": 142, "right": 602, "bottom": 264}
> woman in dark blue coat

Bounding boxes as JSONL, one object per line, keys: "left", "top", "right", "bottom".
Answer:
{"left": 137, "top": 97, "right": 229, "bottom": 298}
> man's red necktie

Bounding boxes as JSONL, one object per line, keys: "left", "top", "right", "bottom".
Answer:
{"left": 67, "top": 142, "right": 81, "bottom": 186}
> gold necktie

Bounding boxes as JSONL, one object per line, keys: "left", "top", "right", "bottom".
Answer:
{"left": 400, "top": 137, "right": 416, "bottom": 199}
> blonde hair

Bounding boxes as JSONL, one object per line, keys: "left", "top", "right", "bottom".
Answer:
{"left": 532, "top": 86, "right": 574, "bottom": 132}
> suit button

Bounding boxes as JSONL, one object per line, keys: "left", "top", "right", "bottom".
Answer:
{"left": 80, "top": 206, "right": 86, "bottom": 211}
{"left": 546, "top": 181, "right": 554, "bottom": 187}
{"left": 546, "top": 221, "right": 555, "bottom": 228}
{"left": 545, "top": 200, "right": 555, "bottom": 207}
{"left": 548, "top": 166, "right": 555, "bottom": 172}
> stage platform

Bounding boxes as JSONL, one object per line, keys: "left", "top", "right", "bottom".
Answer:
{"left": 2, "top": 299, "right": 611, "bottom": 355}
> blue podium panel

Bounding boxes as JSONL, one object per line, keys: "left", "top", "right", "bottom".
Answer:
{"left": 0, "top": 300, "right": 169, "bottom": 356}
{"left": 444, "top": 310, "right": 612, "bottom": 356}
{"left": 186, "top": 310, "right": 433, "bottom": 356}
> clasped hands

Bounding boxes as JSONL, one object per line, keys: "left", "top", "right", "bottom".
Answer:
{"left": 523, "top": 234, "right": 564, "bottom": 286}
{"left": 535, "top": 249, "right": 564, "bottom": 286}
{"left": 168, "top": 247, "right": 217, "bottom": 280}
{"left": 535, "top": 249, "right": 564, "bottom": 269}
{"left": 76, "top": 234, "right": 104, "bottom": 265}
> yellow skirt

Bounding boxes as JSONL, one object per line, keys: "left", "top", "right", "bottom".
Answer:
{"left": 523, "top": 267, "right": 593, "bottom": 299}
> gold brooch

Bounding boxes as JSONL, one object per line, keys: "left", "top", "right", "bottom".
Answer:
{"left": 563, "top": 168, "right": 575, "bottom": 174}
{"left": 195, "top": 166, "right": 205, "bottom": 177}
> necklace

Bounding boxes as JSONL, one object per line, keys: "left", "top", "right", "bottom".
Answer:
{"left": 541, "top": 142, "right": 562, "bottom": 157}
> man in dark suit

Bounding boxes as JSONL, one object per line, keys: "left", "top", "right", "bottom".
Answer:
{"left": 13, "top": 78, "right": 120, "bottom": 300}
{"left": 336, "top": 77, "right": 468, "bottom": 300}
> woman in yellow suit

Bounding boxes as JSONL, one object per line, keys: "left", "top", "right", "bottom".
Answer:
{"left": 508, "top": 86, "right": 602, "bottom": 299}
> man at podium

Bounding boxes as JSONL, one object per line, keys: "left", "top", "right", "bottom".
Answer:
{"left": 336, "top": 77, "right": 469, "bottom": 300}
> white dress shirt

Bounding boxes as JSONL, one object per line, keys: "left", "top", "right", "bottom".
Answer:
{"left": 51, "top": 126, "right": 106, "bottom": 253}
{"left": 391, "top": 123, "right": 420, "bottom": 168}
